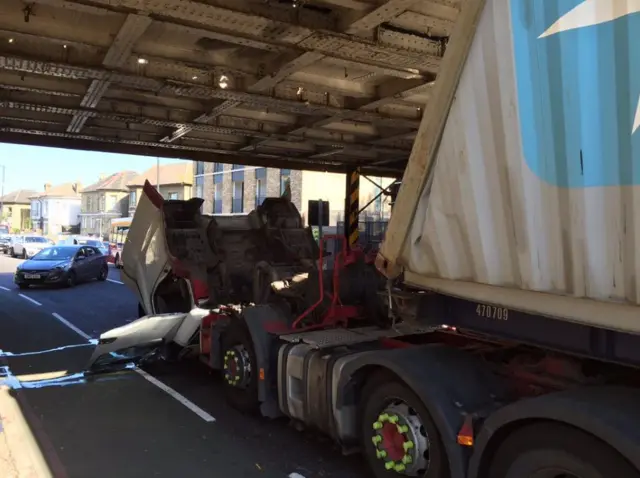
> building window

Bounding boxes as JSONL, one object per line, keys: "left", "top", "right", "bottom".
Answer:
{"left": 107, "top": 194, "right": 117, "bottom": 211}
{"left": 213, "top": 183, "right": 223, "bottom": 214}
{"left": 255, "top": 168, "right": 266, "bottom": 206}
{"left": 168, "top": 192, "right": 178, "bottom": 200}
{"left": 213, "top": 163, "right": 224, "bottom": 184}
{"left": 129, "top": 190, "right": 137, "bottom": 205}
{"left": 232, "top": 181, "right": 244, "bottom": 213}
{"left": 231, "top": 164, "right": 244, "bottom": 182}
{"left": 195, "top": 161, "right": 205, "bottom": 176}
{"left": 195, "top": 176, "right": 204, "bottom": 198}
{"left": 280, "top": 169, "right": 291, "bottom": 195}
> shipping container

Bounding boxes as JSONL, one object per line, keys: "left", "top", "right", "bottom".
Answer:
{"left": 380, "top": 0, "right": 640, "bottom": 334}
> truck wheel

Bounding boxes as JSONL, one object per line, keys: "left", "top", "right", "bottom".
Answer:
{"left": 220, "top": 319, "right": 260, "bottom": 414}
{"left": 488, "top": 422, "right": 639, "bottom": 478}
{"left": 360, "top": 372, "right": 449, "bottom": 478}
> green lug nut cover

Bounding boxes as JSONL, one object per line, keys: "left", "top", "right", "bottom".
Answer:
{"left": 403, "top": 440, "right": 414, "bottom": 450}
{"left": 385, "top": 461, "right": 395, "bottom": 470}
{"left": 373, "top": 421, "right": 383, "bottom": 430}
{"left": 394, "top": 464, "right": 406, "bottom": 472}
{"left": 402, "top": 455, "right": 412, "bottom": 464}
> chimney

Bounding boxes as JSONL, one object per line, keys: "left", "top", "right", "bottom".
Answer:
{"left": 44, "top": 183, "right": 51, "bottom": 192}
{"left": 72, "top": 182, "right": 81, "bottom": 193}
{"left": 99, "top": 173, "right": 106, "bottom": 180}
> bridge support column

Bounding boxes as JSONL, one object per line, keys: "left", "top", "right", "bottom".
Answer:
{"left": 345, "top": 168, "right": 360, "bottom": 249}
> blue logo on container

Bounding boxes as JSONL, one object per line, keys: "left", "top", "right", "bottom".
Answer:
{"left": 510, "top": 0, "right": 640, "bottom": 187}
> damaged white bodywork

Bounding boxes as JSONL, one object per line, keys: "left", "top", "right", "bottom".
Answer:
{"left": 87, "top": 184, "right": 203, "bottom": 371}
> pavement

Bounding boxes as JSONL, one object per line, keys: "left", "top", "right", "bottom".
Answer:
{"left": 0, "top": 254, "right": 365, "bottom": 478}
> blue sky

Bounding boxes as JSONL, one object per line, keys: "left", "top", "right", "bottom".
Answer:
{"left": 0, "top": 143, "right": 186, "bottom": 194}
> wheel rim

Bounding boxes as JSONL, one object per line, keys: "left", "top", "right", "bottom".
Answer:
{"left": 371, "top": 401, "right": 430, "bottom": 475}
{"left": 101, "top": 268, "right": 107, "bottom": 279}
{"left": 223, "top": 345, "right": 252, "bottom": 389}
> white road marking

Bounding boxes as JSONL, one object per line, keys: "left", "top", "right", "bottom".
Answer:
{"left": 51, "top": 313, "right": 92, "bottom": 341}
{"left": 0, "top": 286, "right": 9, "bottom": 291}
{"left": 135, "top": 369, "right": 216, "bottom": 423}
{"left": 50, "top": 313, "right": 216, "bottom": 423}
{"left": 18, "top": 294, "right": 41, "bottom": 306}
{"left": 289, "top": 474, "right": 307, "bottom": 478}
{"left": 106, "top": 278, "right": 124, "bottom": 285}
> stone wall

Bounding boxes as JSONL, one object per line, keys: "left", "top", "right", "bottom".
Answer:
{"left": 222, "top": 163, "right": 232, "bottom": 213}
{"left": 200, "top": 162, "right": 214, "bottom": 214}
{"left": 243, "top": 168, "right": 256, "bottom": 212}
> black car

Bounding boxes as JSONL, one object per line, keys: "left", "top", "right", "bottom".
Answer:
{"left": 14, "top": 245, "right": 109, "bottom": 289}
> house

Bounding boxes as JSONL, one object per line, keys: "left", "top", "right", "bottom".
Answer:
{"left": 30, "top": 182, "right": 82, "bottom": 237}
{"left": 80, "top": 171, "right": 138, "bottom": 238}
{"left": 193, "top": 162, "right": 394, "bottom": 226}
{"left": 127, "top": 162, "right": 193, "bottom": 215}
{"left": 0, "top": 189, "right": 38, "bottom": 232}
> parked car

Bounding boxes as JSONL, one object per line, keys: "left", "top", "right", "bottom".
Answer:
{"left": 73, "top": 236, "right": 110, "bottom": 256}
{"left": 11, "top": 235, "right": 52, "bottom": 259}
{"left": 14, "top": 244, "right": 109, "bottom": 289}
{"left": 0, "top": 234, "right": 11, "bottom": 254}
{"left": 8, "top": 235, "right": 23, "bottom": 257}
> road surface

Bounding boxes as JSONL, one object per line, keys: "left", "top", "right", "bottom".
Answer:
{"left": 0, "top": 254, "right": 365, "bottom": 478}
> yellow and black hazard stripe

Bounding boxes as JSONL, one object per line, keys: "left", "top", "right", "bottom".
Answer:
{"left": 346, "top": 168, "right": 360, "bottom": 248}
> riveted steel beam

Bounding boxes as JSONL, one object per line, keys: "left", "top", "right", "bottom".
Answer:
{"left": 0, "top": 98, "right": 410, "bottom": 157}
{"left": 341, "top": 0, "right": 420, "bottom": 34}
{"left": 0, "top": 128, "right": 404, "bottom": 176}
{"left": 67, "top": 13, "right": 151, "bottom": 133}
{"left": 0, "top": 54, "right": 419, "bottom": 127}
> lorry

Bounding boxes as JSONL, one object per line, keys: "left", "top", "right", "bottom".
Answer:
{"left": 87, "top": 2, "right": 640, "bottom": 478}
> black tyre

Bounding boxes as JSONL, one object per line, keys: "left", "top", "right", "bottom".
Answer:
{"left": 9, "top": 248, "right": 14, "bottom": 257}
{"left": 114, "top": 253, "right": 121, "bottom": 269}
{"left": 360, "top": 372, "right": 449, "bottom": 478}
{"left": 220, "top": 318, "right": 260, "bottom": 414}
{"left": 98, "top": 265, "right": 108, "bottom": 281}
{"left": 18, "top": 284, "right": 29, "bottom": 290}
{"left": 488, "top": 422, "right": 639, "bottom": 478}
{"left": 66, "top": 271, "right": 76, "bottom": 288}
{"left": 22, "top": 249, "right": 26, "bottom": 259}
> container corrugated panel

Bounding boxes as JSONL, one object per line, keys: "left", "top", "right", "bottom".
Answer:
{"left": 401, "top": 0, "right": 640, "bottom": 328}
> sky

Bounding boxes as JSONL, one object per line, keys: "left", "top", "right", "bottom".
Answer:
{"left": 0, "top": 143, "right": 186, "bottom": 194}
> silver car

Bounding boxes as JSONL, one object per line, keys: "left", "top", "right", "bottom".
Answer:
{"left": 12, "top": 235, "right": 53, "bottom": 259}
